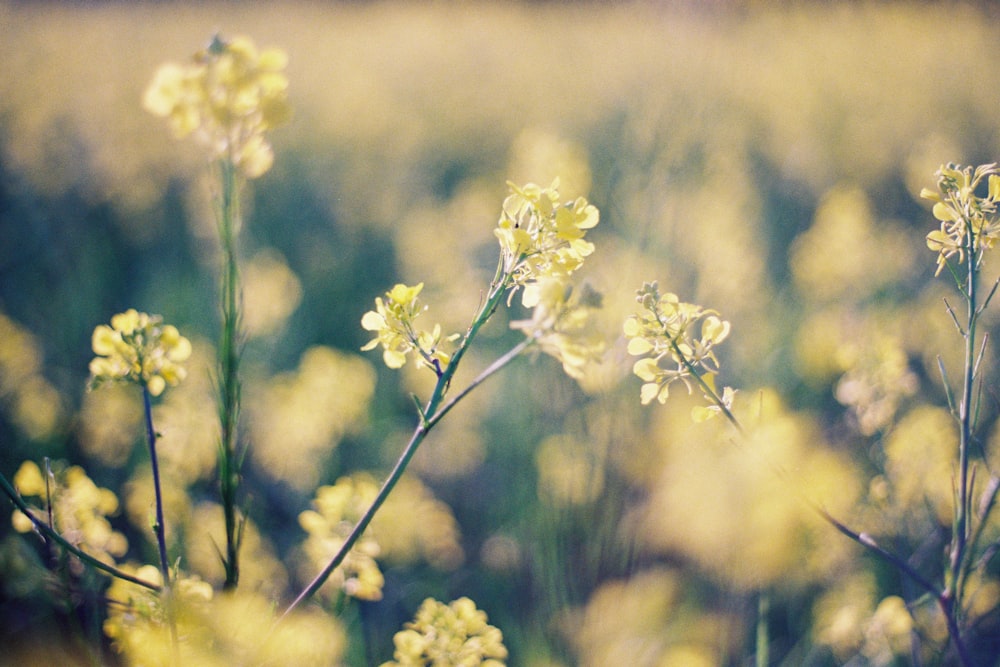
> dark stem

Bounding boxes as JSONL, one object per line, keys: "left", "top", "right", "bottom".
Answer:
{"left": 142, "top": 387, "right": 172, "bottom": 586}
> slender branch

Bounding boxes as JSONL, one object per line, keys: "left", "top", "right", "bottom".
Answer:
{"left": 142, "top": 387, "right": 172, "bottom": 586}
{"left": 0, "top": 471, "right": 160, "bottom": 591}
{"left": 281, "top": 271, "right": 518, "bottom": 619}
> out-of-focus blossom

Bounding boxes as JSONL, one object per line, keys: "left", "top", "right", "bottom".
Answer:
{"left": 11, "top": 460, "right": 127, "bottom": 570}
{"left": 922, "top": 162, "right": 1000, "bottom": 275}
{"left": 511, "top": 277, "right": 605, "bottom": 380}
{"left": 88, "top": 309, "right": 191, "bottom": 397}
{"left": 495, "top": 180, "right": 599, "bottom": 302}
{"left": 104, "top": 565, "right": 344, "bottom": 665}
{"left": 297, "top": 474, "right": 385, "bottom": 601}
{"left": 381, "top": 597, "right": 508, "bottom": 667}
{"left": 624, "top": 281, "right": 732, "bottom": 410}
{"left": 361, "top": 283, "right": 457, "bottom": 373}
{"left": 144, "top": 34, "right": 291, "bottom": 178}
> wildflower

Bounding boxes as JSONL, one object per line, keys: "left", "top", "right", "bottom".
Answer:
{"left": 510, "top": 276, "right": 605, "bottom": 380}
{"left": 381, "top": 597, "right": 508, "bottom": 667}
{"left": 144, "top": 34, "right": 291, "bottom": 178}
{"left": 11, "top": 460, "right": 128, "bottom": 570}
{"left": 88, "top": 309, "right": 192, "bottom": 397}
{"left": 361, "top": 283, "right": 457, "bottom": 373}
{"left": 624, "top": 282, "right": 732, "bottom": 408}
{"left": 495, "top": 180, "right": 599, "bottom": 302}
{"left": 922, "top": 162, "right": 1000, "bottom": 275}
{"left": 298, "top": 474, "right": 385, "bottom": 601}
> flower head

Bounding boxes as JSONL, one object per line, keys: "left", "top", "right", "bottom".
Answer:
{"left": 624, "top": 282, "right": 733, "bottom": 410}
{"left": 89, "top": 309, "right": 192, "bottom": 397}
{"left": 11, "top": 460, "right": 128, "bottom": 570}
{"left": 361, "top": 283, "right": 457, "bottom": 373}
{"left": 298, "top": 474, "right": 385, "bottom": 601}
{"left": 511, "top": 276, "right": 605, "bottom": 380}
{"left": 144, "top": 34, "right": 291, "bottom": 178}
{"left": 495, "top": 180, "right": 599, "bottom": 302}
{"left": 922, "top": 162, "right": 1000, "bottom": 275}
{"left": 381, "top": 597, "right": 508, "bottom": 667}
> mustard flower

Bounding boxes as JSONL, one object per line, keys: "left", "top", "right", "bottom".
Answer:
{"left": 510, "top": 276, "right": 605, "bottom": 380}
{"left": 922, "top": 162, "right": 1000, "bottom": 275}
{"left": 624, "top": 282, "right": 732, "bottom": 407}
{"left": 11, "top": 460, "right": 128, "bottom": 570}
{"left": 144, "top": 34, "right": 291, "bottom": 178}
{"left": 88, "top": 309, "right": 192, "bottom": 397}
{"left": 361, "top": 283, "right": 457, "bottom": 373}
{"left": 298, "top": 474, "right": 385, "bottom": 601}
{"left": 380, "top": 597, "right": 508, "bottom": 667}
{"left": 495, "top": 180, "right": 599, "bottom": 302}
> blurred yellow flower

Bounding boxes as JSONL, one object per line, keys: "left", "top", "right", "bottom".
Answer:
{"left": 88, "top": 309, "right": 191, "bottom": 397}
{"left": 298, "top": 474, "right": 385, "bottom": 601}
{"left": 143, "top": 34, "right": 291, "bottom": 178}
{"left": 511, "top": 277, "right": 605, "bottom": 381}
{"left": 11, "top": 460, "right": 127, "bottom": 570}
{"left": 381, "top": 597, "right": 508, "bottom": 667}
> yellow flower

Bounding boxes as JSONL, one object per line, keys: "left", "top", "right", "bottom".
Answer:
{"left": 10, "top": 460, "right": 127, "bottom": 570}
{"left": 144, "top": 34, "right": 291, "bottom": 178}
{"left": 361, "top": 283, "right": 457, "bottom": 373}
{"left": 495, "top": 180, "right": 599, "bottom": 302}
{"left": 922, "top": 162, "right": 1000, "bottom": 275}
{"left": 88, "top": 309, "right": 191, "bottom": 397}
{"left": 624, "top": 282, "right": 732, "bottom": 408}
{"left": 381, "top": 597, "right": 508, "bottom": 666}
{"left": 510, "top": 276, "right": 605, "bottom": 380}
{"left": 298, "top": 474, "right": 385, "bottom": 601}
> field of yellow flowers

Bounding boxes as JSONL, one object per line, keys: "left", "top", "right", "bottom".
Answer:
{"left": 3, "top": 1, "right": 1000, "bottom": 665}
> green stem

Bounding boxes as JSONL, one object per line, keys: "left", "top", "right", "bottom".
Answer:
{"left": 0, "top": 471, "right": 160, "bottom": 591}
{"left": 142, "top": 387, "right": 172, "bottom": 587}
{"left": 755, "top": 592, "right": 769, "bottom": 667}
{"left": 280, "top": 271, "right": 517, "bottom": 619}
{"left": 217, "top": 158, "right": 244, "bottom": 590}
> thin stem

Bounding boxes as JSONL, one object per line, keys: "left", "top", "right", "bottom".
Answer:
{"left": 142, "top": 387, "right": 172, "bottom": 587}
{"left": 217, "top": 157, "right": 244, "bottom": 590}
{"left": 281, "top": 272, "right": 517, "bottom": 619}
{"left": 755, "top": 592, "right": 769, "bottom": 667}
{"left": 0, "top": 471, "right": 160, "bottom": 591}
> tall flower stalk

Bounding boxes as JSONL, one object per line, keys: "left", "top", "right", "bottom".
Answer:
{"left": 144, "top": 34, "right": 291, "bottom": 589}
{"left": 283, "top": 181, "right": 604, "bottom": 617}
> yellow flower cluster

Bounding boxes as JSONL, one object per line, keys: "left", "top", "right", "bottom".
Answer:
{"left": 298, "top": 475, "right": 385, "bottom": 601}
{"left": 88, "top": 309, "right": 192, "bottom": 397}
{"left": 11, "top": 460, "right": 127, "bottom": 569}
{"left": 381, "top": 597, "right": 508, "bottom": 667}
{"left": 510, "top": 277, "right": 605, "bottom": 380}
{"left": 922, "top": 162, "right": 1000, "bottom": 275}
{"left": 104, "top": 566, "right": 346, "bottom": 665}
{"left": 361, "top": 283, "right": 457, "bottom": 373}
{"left": 624, "top": 282, "right": 732, "bottom": 408}
{"left": 495, "top": 180, "right": 599, "bottom": 304}
{"left": 143, "top": 34, "right": 291, "bottom": 178}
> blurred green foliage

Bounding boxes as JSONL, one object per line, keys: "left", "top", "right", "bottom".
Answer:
{"left": 3, "top": 1, "right": 1000, "bottom": 665}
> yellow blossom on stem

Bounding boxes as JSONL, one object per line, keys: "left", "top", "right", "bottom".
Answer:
{"left": 88, "top": 309, "right": 191, "bottom": 397}
{"left": 11, "top": 460, "right": 128, "bottom": 570}
{"left": 624, "top": 281, "right": 733, "bottom": 410}
{"left": 380, "top": 597, "right": 508, "bottom": 667}
{"left": 361, "top": 283, "right": 457, "bottom": 373}
{"left": 143, "top": 34, "right": 291, "bottom": 178}
{"left": 298, "top": 474, "right": 385, "bottom": 601}
{"left": 495, "top": 180, "right": 599, "bottom": 303}
{"left": 922, "top": 162, "right": 1000, "bottom": 276}
{"left": 510, "top": 276, "right": 605, "bottom": 380}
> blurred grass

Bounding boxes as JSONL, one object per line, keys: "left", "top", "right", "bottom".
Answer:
{"left": 3, "top": 1, "right": 1000, "bottom": 664}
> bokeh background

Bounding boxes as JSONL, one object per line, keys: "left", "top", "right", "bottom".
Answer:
{"left": 3, "top": 1, "right": 1000, "bottom": 664}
